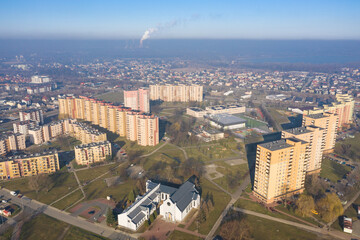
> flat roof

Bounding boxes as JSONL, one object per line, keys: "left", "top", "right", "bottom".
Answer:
{"left": 207, "top": 113, "right": 247, "bottom": 126}
{"left": 306, "top": 113, "right": 328, "bottom": 119}
{"left": 283, "top": 127, "right": 312, "bottom": 135}
{"left": 258, "top": 139, "right": 292, "bottom": 151}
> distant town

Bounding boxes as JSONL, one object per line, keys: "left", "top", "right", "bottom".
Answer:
{"left": 1, "top": 56, "right": 360, "bottom": 240}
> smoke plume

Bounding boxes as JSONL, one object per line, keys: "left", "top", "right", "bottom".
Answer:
{"left": 139, "top": 28, "right": 158, "bottom": 47}
{"left": 139, "top": 15, "right": 200, "bottom": 47}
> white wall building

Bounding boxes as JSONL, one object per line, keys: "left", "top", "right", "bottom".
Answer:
{"left": 118, "top": 180, "right": 200, "bottom": 231}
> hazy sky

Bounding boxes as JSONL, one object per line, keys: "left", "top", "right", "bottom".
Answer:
{"left": 1, "top": 0, "right": 359, "bottom": 40}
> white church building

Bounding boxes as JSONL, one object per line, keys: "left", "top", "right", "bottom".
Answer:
{"left": 117, "top": 180, "right": 200, "bottom": 231}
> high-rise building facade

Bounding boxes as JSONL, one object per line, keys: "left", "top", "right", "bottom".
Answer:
{"left": 303, "top": 94, "right": 354, "bottom": 129}
{"left": 282, "top": 126, "right": 324, "bottom": 174}
{"left": 0, "top": 151, "right": 59, "bottom": 180}
{"left": 19, "top": 109, "right": 44, "bottom": 124}
{"left": 74, "top": 141, "right": 112, "bottom": 165}
{"left": 150, "top": 84, "right": 203, "bottom": 102}
{"left": 302, "top": 112, "right": 338, "bottom": 153}
{"left": 253, "top": 138, "right": 308, "bottom": 203}
{"left": 124, "top": 88, "right": 150, "bottom": 113}
{"left": 0, "top": 134, "right": 26, "bottom": 155}
{"left": 59, "top": 96, "right": 159, "bottom": 146}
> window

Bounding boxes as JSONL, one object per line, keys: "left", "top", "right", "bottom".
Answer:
{"left": 167, "top": 202, "right": 171, "bottom": 206}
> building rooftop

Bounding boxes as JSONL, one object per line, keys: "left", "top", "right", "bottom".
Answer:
{"left": 283, "top": 127, "right": 312, "bottom": 135}
{"left": 206, "top": 113, "right": 247, "bottom": 126}
{"left": 189, "top": 107, "right": 205, "bottom": 112}
{"left": 75, "top": 141, "right": 110, "bottom": 149}
{"left": 306, "top": 113, "right": 328, "bottom": 119}
{"left": 259, "top": 139, "right": 292, "bottom": 151}
{"left": 1, "top": 151, "right": 58, "bottom": 162}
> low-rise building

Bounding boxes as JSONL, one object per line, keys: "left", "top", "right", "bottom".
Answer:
{"left": 74, "top": 141, "right": 112, "bottom": 165}
{"left": 118, "top": 180, "right": 200, "bottom": 231}
{"left": 205, "top": 113, "right": 247, "bottom": 130}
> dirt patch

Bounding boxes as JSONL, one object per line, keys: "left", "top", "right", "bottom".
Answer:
{"left": 127, "top": 165, "right": 145, "bottom": 179}
{"left": 205, "top": 164, "right": 224, "bottom": 180}
{"left": 225, "top": 158, "right": 246, "bottom": 166}
{"left": 105, "top": 176, "right": 123, "bottom": 187}
{"left": 140, "top": 218, "right": 176, "bottom": 240}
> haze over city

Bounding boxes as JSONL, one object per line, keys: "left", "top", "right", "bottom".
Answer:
{"left": 0, "top": 1, "right": 360, "bottom": 240}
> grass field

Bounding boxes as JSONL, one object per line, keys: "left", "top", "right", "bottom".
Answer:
{"left": 20, "top": 214, "right": 107, "bottom": 240}
{"left": 212, "top": 161, "right": 249, "bottom": 193}
{"left": 168, "top": 230, "right": 202, "bottom": 240}
{"left": 242, "top": 214, "right": 323, "bottom": 240}
{"left": 185, "top": 144, "right": 238, "bottom": 162}
{"left": 83, "top": 173, "right": 136, "bottom": 203}
{"left": 188, "top": 178, "right": 231, "bottom": 235}
{"left": 268, "top": 108, "right": 290, "bottom": 126}
{"left": 320, "top": 158, "right": 351, "bottom": 183}
{"left": 52, "top": 189, "right": 84, "bottom": 210}
{"left": 75, "top": 163, "right": 118, "bottom": 184}
{"left": 0, "top": 226, "right": 13, "bottom": 240}
{"left": 234, "top": 198, "right": 303, "bottom": 223}
{"left": 96, "top": 91, "right": 123, "bottom": 104}
{"left": 0, "top": 167, "right": 78, "bottom": 205}
{"left": 335, "top": 133, "right": 360, "bottom": 161}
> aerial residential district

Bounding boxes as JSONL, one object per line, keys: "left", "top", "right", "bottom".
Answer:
{"left": 1, "top": 63, "right": 360, "bottom": 240}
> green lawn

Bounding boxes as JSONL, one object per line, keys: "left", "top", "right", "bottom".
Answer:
{"left": 75, "top": 163, "right": 118, "bottom": 184}
{"left": 0, "top": 167, "right": 78, "bottom": 205}
{"left": 242, "top": 214, "right": 324, "bottom": 240}
{"left": 268, "top": 108, "right": 290, "bottom": 125}
{"left": 82, "top": 173, "right": 136, "bottom": 203}
{"left": 52, "top": 189, "right": 84, "bottom": 210}
{"left": 0, "top": 226, "right": 13, "bottom": 240}
{"left": 168, "top": 230, "right": 202, "bottom": 240}
{"left": 188, "top": 178, "right": 231, "bottom": 235}
{"left": 234, "top": 198, "right": 302, "bottom": 223}
{"left": 320, "top": 158, "right": 351, "bottom": 183}
{"left": 212, "top": 162, "right": 249, "bottom": 193}
{"left": 335, "top": 132, "right": 360, "bottom": 161}
{"left": 96, "top": 91, "right": 123, "bottom": 104}
{"left": 20, "top": 214, "right": 107, "bottom": 240}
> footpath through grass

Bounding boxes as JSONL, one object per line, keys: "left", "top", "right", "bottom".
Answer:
{"left": 188, "top": 178, "right": 231, "bottom": 235}
{"left": 0, "top": 167, "right": 78, "bottom": 204}
{"left": 20, "top": 214, "right": 107, "bottom": 240}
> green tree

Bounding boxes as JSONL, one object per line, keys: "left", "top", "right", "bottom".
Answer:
{"left": 316, "top": 193, "right": 344, "bottom": 222}
{"left": 295, "top": 194, "right": 315, "bottom": 217}
{"left": 106, "top": 208, "right": 117, "bottom": 226}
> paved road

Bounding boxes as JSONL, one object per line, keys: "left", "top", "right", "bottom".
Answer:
{"left": 0, "top": 189, "right": 136, "bottom": 240}
{"left": 232, "top": 207, "right": 351, "bottom": 240}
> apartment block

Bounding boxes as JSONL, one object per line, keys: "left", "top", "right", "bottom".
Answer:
{"left": 136, "top": 114, "right": 159, "bottom": 146}
{"left": 253, "top": 138, "right": 308, "bottom": 204}
{"left": 13, "top": 120, "right": 38, "bottom": 135}
{"left": 0, "top": 151, "right": 59, "bottom": 180}
{"left": 282, "top": 126, "right": 324, "bottom": 174}
{"left": 19, "top": 109, "right": 44, "bottom": 124}
{"left": 302, "top": 112, "right": 338, "bottom": 152}
{"left": 150, "top": 84, "right": 203, "bottom": 102}
{"left": 0, "top": 134, "right": 26, "bottom": 155}
{"left": 303, "top": 94, "right": 354, "bottom": 129}
{"left": 58, "top": 96, "right": 159, "bottom": 146}
{"left": 124, "top": 88, "right": 150, "bottom": 113}
{"left": 74, "top": 141, "right": 112, "bottom": 165}
{"left": 69, "top": 121, "right": 107, "bottom": 144}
